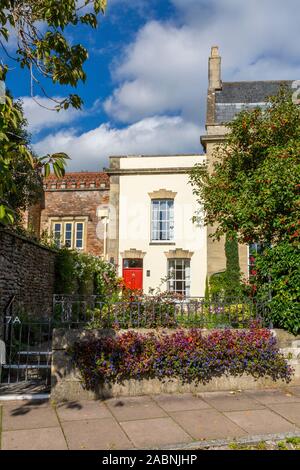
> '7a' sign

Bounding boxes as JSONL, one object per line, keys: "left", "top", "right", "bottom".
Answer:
{"left": 5, "top": 316, "right": 21, "bottom": 325}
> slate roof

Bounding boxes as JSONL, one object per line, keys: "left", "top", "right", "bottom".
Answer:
{"left": 215, "top": 80, "right": 294, "bottom": 124}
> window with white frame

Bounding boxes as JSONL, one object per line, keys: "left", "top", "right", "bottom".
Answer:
{"left": 151, "top": 199, "right": 174, "bottom": 242}
{"left": 75, "top": 222, "right": 84, "bottom": 249}
{"left": 51, "top": 219, "right": 86, "bottom": 250}
{"left": 168, "top": 259, "right": 191, "bottom": 297}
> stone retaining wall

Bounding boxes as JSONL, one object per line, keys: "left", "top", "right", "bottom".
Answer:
{"left": 51, "top": 328, "right": 300, "bottom": 402}
{"left": 0, "top": 226, "right": 56, "bottom": 318}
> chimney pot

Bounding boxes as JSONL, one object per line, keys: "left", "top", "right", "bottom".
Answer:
{"left": 211, "top": 46, "right": 219, "bottom": 58}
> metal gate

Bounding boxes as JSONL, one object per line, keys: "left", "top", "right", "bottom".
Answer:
{"left": 0, "top": 315, "right": 52, "bottom": 394}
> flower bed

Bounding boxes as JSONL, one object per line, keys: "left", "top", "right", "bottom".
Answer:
{"left": 73, "top": 327, "right": 293, "bottom": 390}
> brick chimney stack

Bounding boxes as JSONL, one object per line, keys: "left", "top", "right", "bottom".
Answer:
{"left": 208, "top": 46, "right": 222, "bottom": 90}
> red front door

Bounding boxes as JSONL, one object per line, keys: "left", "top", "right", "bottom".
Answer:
{"left": 123, "top": 259, "right": 143, "bottom": 291}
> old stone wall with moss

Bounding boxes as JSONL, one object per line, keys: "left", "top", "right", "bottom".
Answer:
{"left": 0, "top": 226, "right": 56, "bottom": 318}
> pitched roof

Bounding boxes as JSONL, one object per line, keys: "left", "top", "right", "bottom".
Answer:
{"left": 214, "top": 80, "right": 294, "bottom": 124}
{"left": 44, "top": 172, "right": 109, "bottom": 190}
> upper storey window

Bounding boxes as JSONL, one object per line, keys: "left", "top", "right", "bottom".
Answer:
{"left": 151, "top": 199, "right": 174, "bottom": 242}
{"left": 51, "top": 219, "right": 86, "bottom": 250}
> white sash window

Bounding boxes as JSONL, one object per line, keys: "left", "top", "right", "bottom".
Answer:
{"left": 151, "top": 199, "right": 174, "bottom": 242}
{"left": 50, "top": 219, "right": 86, "bottom": 250}
{"left": 168, "top": 259, "right": 191, "bottom": 297}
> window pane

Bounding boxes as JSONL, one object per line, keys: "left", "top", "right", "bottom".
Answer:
{"left": 76, "top": 240, "right": 83, "bottom": 249}
{"left": 175, "top": 281, "right": 184, "bottom": 292}
{"left": 123, "top": 259, "right": 143, "bottom": 269}
{"left": 169, "top": 260, "right": 175, "bottom": 270}
{"left": 76, "top": 223, "right": 84, "bottom": 249}
{"left": 53, "top": 223, "right": 62, "bottom": 248}
{"left": 160, "top": 221, "right": 167, "bottom": 232}
{"left": 65, "top": 223, "right": 72, "bottom": 248}
{"left": 167, "top": 259, "right": 190, "bottom": 297}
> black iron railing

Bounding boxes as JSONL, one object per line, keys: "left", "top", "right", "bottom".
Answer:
{"left": 53, "top": 295, "right": 270, "bottom": 329}
{"left": 0, "top": 317, "right": 52, "bottom": 388}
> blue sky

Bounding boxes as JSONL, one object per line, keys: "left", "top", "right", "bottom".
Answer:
{"left": 4, "top": 0, "right": 300, "bottom": 171}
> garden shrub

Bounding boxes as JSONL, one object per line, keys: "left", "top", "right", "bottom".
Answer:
{"left": 208, "top": 234, "right": 245, "bottom": 301}
{"left": 73, "top": 327, "right": 293, "bottom": 389}
{"left": 253, "top": 242, "right": 300, "bottom": 335}
{"left": 55, "top": 249, "right": 119, "bottom": 299}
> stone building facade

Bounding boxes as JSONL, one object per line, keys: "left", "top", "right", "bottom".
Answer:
{"left": 201, "top": 46, "right": 294, "bottom": 279}
{"left": 106, "top": 155, "right": 207, "bottom": 296}
{"left": 0, "top": 225, "right": 56, "bottom": 317}
{"left": 40, "top": 172, "right": 110, "bottom": 257}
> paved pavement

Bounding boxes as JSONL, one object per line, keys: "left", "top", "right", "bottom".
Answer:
{"left": 1, "top": 386, "right": 300, "bottom": 450}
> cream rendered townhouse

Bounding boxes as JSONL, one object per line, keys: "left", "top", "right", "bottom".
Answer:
{"left": 106, "top": 154, "right": 207, "bottom": 297}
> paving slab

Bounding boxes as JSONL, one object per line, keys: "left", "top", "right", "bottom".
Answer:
{"left": 0, "top": 382, "right": 50, "bottom": 395}
{"left": 170, "top": 409, "right": 247, "bottom": 440}
{"left": 2, "top": 401, "right": 59, "bottom": 431}
{"left": 151, "top": 393, "right": 212, "bottom": 412}
{"left": 105, "top": 396, "right": 167, "bottom": 421}
{"left": 56, "top": 400, "right": 112, "bottom": 422}
{"left": 198, "top": 391, "right": 266, "bottom": 412}
{"left": 224, "top": 409, "right": 298, "bottom": 435}
{"left": 2, "top": 427, "right": 68, "bottom": 450}
{"left": 245, "top": 388, "right": 300, "bottom": 405}
{"left": 120, "top": 417, "right": 192, "bottom": 448}
{"left": 268, "top": 402, "right": 300, "bottom": 427}
{"left": 288, "top": 386, "right": 300, "bottom": 397}
{"left": 62, "top": 417, "right": 133, "bottom": 450}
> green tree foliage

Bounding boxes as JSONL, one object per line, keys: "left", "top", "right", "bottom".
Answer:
{"left": 208, "top": 234, "right": 243, "bottom": 301}
{"left": 0, "top": 0, "right": 107, "bottom": 110}
{"left": 254, "top": 243, "right": 300, "bottom": 334}
{"left": 0, "top": 1, "right": 107, "bottom": 223}
{"left": 190, "top": 89, "right": 300, "bottom": 333}
{"left": 0, "top": 87, "right": 69, "bottom": 223}
{"left": 225, "top": 233, "right": 242, "bottom": 295}
{"left": 4, "top": 95, "right": 43, "bottom": 221}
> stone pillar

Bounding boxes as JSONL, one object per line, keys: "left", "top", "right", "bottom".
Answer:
{"left": 106, "top": 157, "right": 120, "bottom": 267}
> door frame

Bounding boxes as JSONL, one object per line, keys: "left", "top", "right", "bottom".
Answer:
{"left": 122, "top": 258, "right": 144, "bottom": 290}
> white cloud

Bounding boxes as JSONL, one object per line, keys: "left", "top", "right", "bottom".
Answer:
{"left": 104, "top": 0, "right": 300, "bottom": 126}
{"left": 30, "top": 0, "right": 300, "bottom": 169}
{"left": 21, "top": 96, "right": 85, "bottom": 133}
{"left": 104, "top": 21, "right": 204, "bottom": 123}
{"left": 33, "top": 116, "right": 202, "bottom": 170}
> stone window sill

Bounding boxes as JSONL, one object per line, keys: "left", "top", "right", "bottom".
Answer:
{"left": 149, "top": 242, "right": 176, "bottom": 246}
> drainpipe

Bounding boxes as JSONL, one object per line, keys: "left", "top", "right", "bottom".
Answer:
{"left": 103, "top": 217, "right": 108, "bottom": 261}
{"left": 97, "top": 208, "right": 110, "bottom": 261}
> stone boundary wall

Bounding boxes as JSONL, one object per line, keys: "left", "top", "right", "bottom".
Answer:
{"left": 51, "top": 328, "right": 300, "bottom": 402}
{"left": 0, "top": 226, "right": 56, "bottom": 318}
